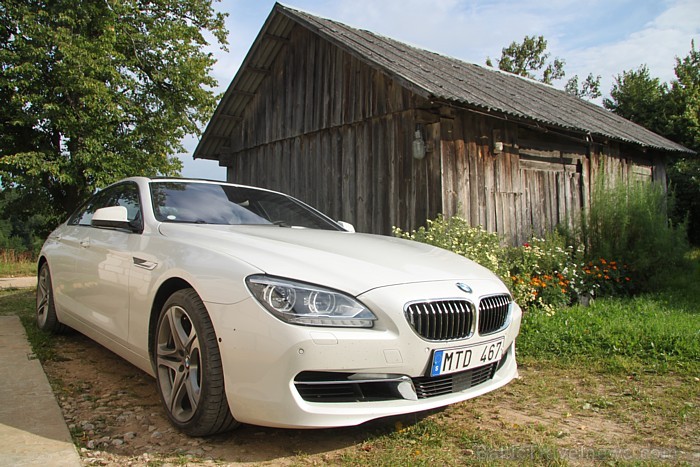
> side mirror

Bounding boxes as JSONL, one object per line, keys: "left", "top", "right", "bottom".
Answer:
{"left": 92, "top": 206, "right": 135, "bottom": 231}
{"left": 337, "top": 221, "right": 355, "bottom": 233}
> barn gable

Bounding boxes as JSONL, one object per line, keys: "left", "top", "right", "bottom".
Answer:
{"left": 195, "top": 3, "right": 693, "bottom": 242}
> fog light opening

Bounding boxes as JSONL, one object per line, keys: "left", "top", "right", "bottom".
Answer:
{"left": 396, "top": 377, "right": 418, "bottom": 401}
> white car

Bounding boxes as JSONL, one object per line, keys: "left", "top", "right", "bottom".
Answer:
{"left": 37, "top": 177, "right": 522, "bottom": 436}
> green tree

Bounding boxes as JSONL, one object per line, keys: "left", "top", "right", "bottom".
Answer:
{"left": 0, "top": 0, "right": 228, "bottom": 239}
{"left": 666, "top": 42, "right": 700, "bottom": 245}
{"left": 603, "top": 44, "right": 700, "bottom": 245}
{"left": 487, "top": 35, "right": 565, "bottom": 84}
{"left": 565, "top": 73, "right": 602, "bottom": 100}
{"left": 667, "top": 41, "right": 700, "bottom": 150}
{"left": 487, "top": 35, "right": 601, "bottom": 99}
{"left": 603, "top": 65, "right": 669, "bottom": 134}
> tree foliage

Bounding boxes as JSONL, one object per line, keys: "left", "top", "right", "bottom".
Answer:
{"left": 487, "top": 35, "right": 565, "bottom": 84}
{"left": 667, "top": 41, "right": 700, "bottom": 151}
{"left": 564, "top": 73, "right": 602, "bottom": 100}
{"left": 667, "top": 42, "right": 700, "bottom": 245}
{"left": 603, "top": 65, "right": 669, "bottom": 134}
{"left": 0, "top": 0, "right": 228, "bottom": 240}
{"left": 604, "top": 43, "right": 700, "bottom": 245}
{"left": 487, "top": 35, "right": 601, "bottom": 100}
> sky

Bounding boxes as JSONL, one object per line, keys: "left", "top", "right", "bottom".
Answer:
{"left": 180, "top": 0, "right": 700, "bottom": 179}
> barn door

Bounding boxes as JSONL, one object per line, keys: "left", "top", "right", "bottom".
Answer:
{"left": 518, "top": 150, "right": 583, "bottom": 241}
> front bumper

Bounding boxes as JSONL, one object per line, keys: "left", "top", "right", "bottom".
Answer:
{"left": 205, "top": 280, "right": 522, "bottom": 428}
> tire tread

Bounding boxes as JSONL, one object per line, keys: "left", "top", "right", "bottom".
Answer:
{"left": 156, "top": 288, "right": 238, "bottom": 436}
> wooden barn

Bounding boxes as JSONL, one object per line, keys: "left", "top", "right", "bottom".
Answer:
{"left": 194, "top": 3, "right": 693, "bottom": 243}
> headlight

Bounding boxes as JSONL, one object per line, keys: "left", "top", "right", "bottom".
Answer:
{"left": 246, "top": 275, "right": 376, "bottom": 328}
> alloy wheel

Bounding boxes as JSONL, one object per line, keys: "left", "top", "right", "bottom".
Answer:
{"left": 156, "top": 305, "right": 202, "bottom": 423}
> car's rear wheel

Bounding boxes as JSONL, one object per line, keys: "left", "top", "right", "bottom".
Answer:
{"left": 154, "top": 288, "right": 238, "bottom": 436}
{"left": 36, "top": 263, "right": 67, "bottom": 333}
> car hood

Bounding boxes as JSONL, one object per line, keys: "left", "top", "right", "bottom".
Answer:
{"left": 158, "top": 224, "right": 503, "bottom": 295}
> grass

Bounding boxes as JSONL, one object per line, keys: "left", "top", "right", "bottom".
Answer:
{"left": 0, "top": 288, "right": 59, "bottom": 361}
{"left": 0, "top": 250, "right": 37, "bottom": 277}
{"left": 1, "top": 255, "right": 698, "bottom": 466}
{"left": 517, "top": 253, "right": 700, "bottom": 375}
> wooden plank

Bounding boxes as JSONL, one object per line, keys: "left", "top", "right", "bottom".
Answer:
{"left": 355, "top": 123, "right": 369, "bottom": 232}
{"left": 341, "top": 125, "right": 356, "bottom": 225}
{"left": 454, "top": 137, "right": 468, "bottom": 221}
{"left": 303, "top": 35, "right": 316, "bottom": 133}
{"left": 330, "top": 127, "right": 342, "bottom": 221}
{"left": 427, "top": 121, "right": 442, "bottom": 222}
{"left": 387, "top": 114, "right": 399, "bottom": 230}
{"left": 372, "top": 118, "right": 385, "bottom": 233}
{"left": 440, "top": 139, "right": 456, "bottom": 217}
{"left": 319, "top": 130, "right": 331, "bottom": 215}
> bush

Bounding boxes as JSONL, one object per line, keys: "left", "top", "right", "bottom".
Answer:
{"left": 393, "top": 215, "right": 509, "bottom": 279}
{"left": 394, "top": 177, "right": 687, "bottom": 311}
{"left": 394, "top": 219, "right": 588, "bottom": 311}
{"left": 506, "top": 234, "right": 581, "bottom": 312}
{"left": 394, "top": 189, "right": 678, "bottom": 311}
{"left": 583, "top": 175, "right": 689, "bottom": 290}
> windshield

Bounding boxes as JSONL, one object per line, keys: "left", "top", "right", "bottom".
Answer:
{"left": 150, "top": 182, "right": 340, "bottom": 230}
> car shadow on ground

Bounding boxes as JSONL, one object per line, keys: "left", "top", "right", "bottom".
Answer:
{"left": 44, "top": 329, "right": 441, "bottom": 464}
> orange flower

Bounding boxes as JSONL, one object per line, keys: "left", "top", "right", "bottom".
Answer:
{"left": 600, "top": 258, "right": 607, "bottom": 264}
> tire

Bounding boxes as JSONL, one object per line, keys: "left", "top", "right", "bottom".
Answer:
{"left": 36, "top": 263, "right": 67, "bottom": 333}
{"left": 154, "top": 288, "right": 239, "bottom": 436}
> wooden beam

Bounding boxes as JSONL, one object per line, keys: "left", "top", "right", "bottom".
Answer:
{"left": 247, "top": 67, "right": 271, "bottom": 75}
{"left": 216, "top": 114, "right": 242, "bottom": 121}
{"left": 415, "top": 108, "right": 441, "bottom": 124}
{"left": 232, "top": 89, "right": 255, "bottom": 97}
{"left": 264, "top": 33, "right": 289, "bottom": 43}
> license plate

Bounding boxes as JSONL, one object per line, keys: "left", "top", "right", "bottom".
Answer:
{"left": 430, "top": 338, "right": 505, "bottom": 377}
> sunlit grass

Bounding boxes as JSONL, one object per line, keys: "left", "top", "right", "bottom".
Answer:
{"left": 0, "top": 249, "right": 37, "bottom": 277}
{"left": 517, "top": 251, "right": 700, "bottom": 375}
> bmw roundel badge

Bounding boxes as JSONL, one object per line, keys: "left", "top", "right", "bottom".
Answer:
{"left": 456, "top": 282, "right": 472, "bottom": 294}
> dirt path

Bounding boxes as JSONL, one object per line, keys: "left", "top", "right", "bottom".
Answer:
{"left": 43, "top": 332, "right": 699, "bottom": 466}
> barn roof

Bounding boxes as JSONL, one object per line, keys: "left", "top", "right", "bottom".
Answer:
{"left": 194, "top": 3, "right": 693, "bottom": 161}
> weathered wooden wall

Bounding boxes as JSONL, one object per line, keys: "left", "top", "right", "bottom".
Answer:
{"left": 224, "top": 25, "right": 442, "bottom": 234}
{"left": 439, "top": 111, "right": 664, "bottom": 244}
{"left": 223, "top": 23, "right": 668, "bottom": 243}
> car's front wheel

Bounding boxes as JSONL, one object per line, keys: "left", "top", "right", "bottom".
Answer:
{"left": 36, "top": 263, "right": 67, "bottom": 333}
{"left": 154, "top": 288, "right": 238, "bottom": 436}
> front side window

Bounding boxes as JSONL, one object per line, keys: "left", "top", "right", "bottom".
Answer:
{"left": 68, "top": 183, "right": 142, "bottom": 231}
{"left": 150, "top": 182, "right": 339, "bottom": 230}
